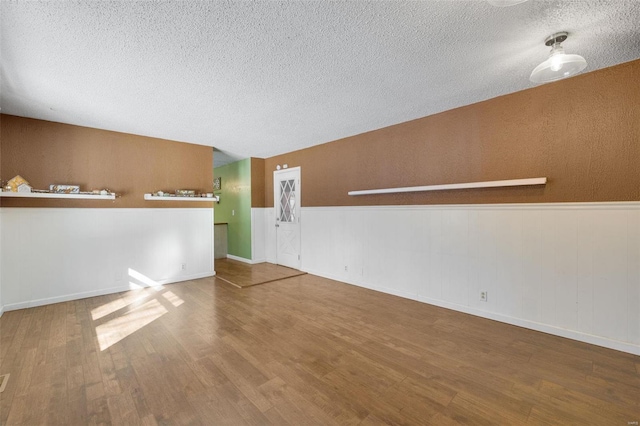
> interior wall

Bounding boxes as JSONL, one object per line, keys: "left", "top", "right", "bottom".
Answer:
{"left": 251, "top": 208, "right": 267, "bottom": 264}
{"left": 0, "top": 115, "right": 215, "bottom": 311}
{"left": 1, "top": 208, "right": 214, "bottom": 311}
{"left": 214, "top": 158, "right": 252, "bottom": 260}
{"left": 251, "top": 158, "right": 265, "bottom": 207}
{"left": 0, "top": 114, "right": 214, "bottom": 208}
{"left": 260, "top": 60, "right": 640, "bottom": 354}
{"left": 0, "top": 211, "right": 3, "bottom": 316}
{"left": 264, "top": 60, "right": 640, "bottom": 207}
{"left": 299, "top": 204, "right": 639, "bottom": 355}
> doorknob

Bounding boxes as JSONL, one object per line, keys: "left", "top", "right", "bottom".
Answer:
{"left": 275, "top": 224, "right": 279, "bottom": 227}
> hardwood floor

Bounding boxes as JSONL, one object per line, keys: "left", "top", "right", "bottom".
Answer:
{"left": 1, "top": 274, "right": 638, "bottom": 425}
{"left": 215, "top": 258, "right": 306, "bottom": 288}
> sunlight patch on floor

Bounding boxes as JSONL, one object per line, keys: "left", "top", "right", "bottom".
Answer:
{"left": 96, "top": 299, "right": 167, "bottom": 351}
{"left": 91, "top": 291, "right": 150, "bottom": 320}
{"left": 162, "top": 291, "right": 184, "bottom": 307}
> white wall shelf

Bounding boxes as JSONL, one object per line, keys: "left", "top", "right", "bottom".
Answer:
{"left": 0, "top": 191, "right": 116, "bottom": 200}
{"left": 144, "top": 194, "right": 216, "bottom": 202}
{"left": 348, "top": 177, "right": 547, "bottom": 196}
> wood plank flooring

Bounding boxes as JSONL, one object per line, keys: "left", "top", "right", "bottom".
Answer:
{"left": 215, "top": 258, "right": 306, "bottom": 288}
{"left": 1, "top": 274, "right": 638, "bottom": 425}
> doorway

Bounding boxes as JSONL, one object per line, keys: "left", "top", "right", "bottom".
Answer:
{"left": 273, "top": 167, "right": 301, "bottom": 270}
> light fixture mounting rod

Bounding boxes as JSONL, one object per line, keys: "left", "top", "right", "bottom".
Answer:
{"left": 545, "top": 32, "right": 568, "bottom": 46}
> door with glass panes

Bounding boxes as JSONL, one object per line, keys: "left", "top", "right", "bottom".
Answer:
{"left": 273, "top": 167, "right": 301, "bottom": 269}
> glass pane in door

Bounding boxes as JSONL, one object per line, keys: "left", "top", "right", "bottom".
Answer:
{"left": 279, "top": 179, "right": 296, "bottom": 223}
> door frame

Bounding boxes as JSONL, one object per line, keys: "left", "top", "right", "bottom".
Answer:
{"left": 273, "top": 166, "right": 301, "bottom": 270}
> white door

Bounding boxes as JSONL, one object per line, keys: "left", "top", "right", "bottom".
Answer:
{"left": 274, "top": 167, "right": 301, "bottom": 270}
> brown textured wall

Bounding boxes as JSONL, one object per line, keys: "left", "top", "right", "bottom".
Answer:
{"left": 0, "top": 115, "right": 213, "bottom": 208}
{"left": 265, "top": 60, "right": 640, "bottom": 207}
{"left": 250, "top": 157, "right": 265, "bottom": 207}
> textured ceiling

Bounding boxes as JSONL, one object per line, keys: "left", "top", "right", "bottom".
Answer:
{"left": 1, "top": 1, "right": 639, "bottom": 159}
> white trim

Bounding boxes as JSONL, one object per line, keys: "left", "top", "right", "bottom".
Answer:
{"left": 303, "top": 268, "right": 640, "bottom": 356}
{"left": 1, "top": 272, "right": 215, "bottom": 313}
{"left": 144, "top": 194, "right": 216, "bottom": 202}
{"left": 0, "top": 207, "right": 216, "bottom": 213}
{"left": 0, "top": 192, "right": 115, "bottom": 200}
{"left": 302, "top": 201, "right": 640, "bottom": 211}
{"left": 348, "top": 177, "right": 547, "bottom": 196}
{"left": 0, "top": 305, "right": 4, "bottom": 317}
{"left": 227, "top": 254, "right": 256, "bottom": 264}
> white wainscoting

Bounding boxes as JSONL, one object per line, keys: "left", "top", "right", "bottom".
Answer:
{"left": 295, "top": 203, "right": 640, "bottom": 355}
{"left": 0, "top": 208, "right": 214, "bottom": 312}
{"left": 227, "top": 254, "right": 254, "bottom": 264}
{"left": 251, "top": 208, "right": 267, "bottom": 263}
{"left": 264, "top": 208, "right": 277, "bottom": 264}
{"left": 0, "top": 210, "right": 3, "bottom": 317}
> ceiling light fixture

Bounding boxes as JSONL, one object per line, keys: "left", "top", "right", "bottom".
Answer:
{"left": 530, "top": 32, "right": 587, "bottom": 84}
{"left": 487, "top": 0, "right": 529, "bottom": 6}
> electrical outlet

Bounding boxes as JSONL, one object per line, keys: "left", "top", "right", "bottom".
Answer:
{"left": 232, "top": 209, "right": 235, "bottom": 216}
{"left": 480, "top": 291, "right": 488, "bottom": 302}
{"left": 181, "top": 263, "right": 187, "bottom": 271}
{"left": 344, "top": 266, "right": 348, "bottom": 272}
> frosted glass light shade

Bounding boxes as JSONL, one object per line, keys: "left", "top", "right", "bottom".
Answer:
{"left": 530, "top": 45, "right": 587, "bottom": 84}
{"left": 487, "top": 0, "right": 528, "bottom": 6}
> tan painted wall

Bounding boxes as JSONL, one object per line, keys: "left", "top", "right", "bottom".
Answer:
{"left": 250, "top": 157, "right": 265, "bottom": 208}
{"left": 0, "top": 115, "right": 213, "bottom": 208}
{"left": 264, "top": 60, "right": 640, "bottom": 207}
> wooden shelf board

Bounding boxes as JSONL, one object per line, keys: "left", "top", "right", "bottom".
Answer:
{"left": 0, "top": 192, "right": 116, "bottom": 200}
{"left": 144, "top": 194, "right": 215, "bottom": 202}
{"left": 348, "top": 177, "right": 547, "bottom": 196}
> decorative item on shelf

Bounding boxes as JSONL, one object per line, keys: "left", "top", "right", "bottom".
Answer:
{"left": 143, "top": 192, "right": 215, "bottom": 202}
{"left": 1, "top": 187, "right": 117, "bottom": 199}
{"left": 8, "top": 175, "right": 32, "bottom": 193}
{"left": 89, "top": 189, "right": 115, "bottom": 196}
{"left": 50, "top": 184, "right": 80, "bottom": 194}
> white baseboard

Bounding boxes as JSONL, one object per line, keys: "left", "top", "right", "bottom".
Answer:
{"left": 0, "top": 305, "right": 4, "bottom": 317}
{"left": 154, "top": 271, "right": 216, "bottom": 285}
{"left": 227, "top": 254, "right": 259, "bottom": 264}
{"left": 303, "top": 268, "right": 640, "bottom": 356}
{"left": 1, "top": 272, "right": 215, "bottom": 313}
{"left": 413, "top": 295, "right": 640, "bottom": 356}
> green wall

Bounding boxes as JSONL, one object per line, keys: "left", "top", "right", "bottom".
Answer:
{"left": 214, "top": 158, "right": 252, "bottom": 260}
